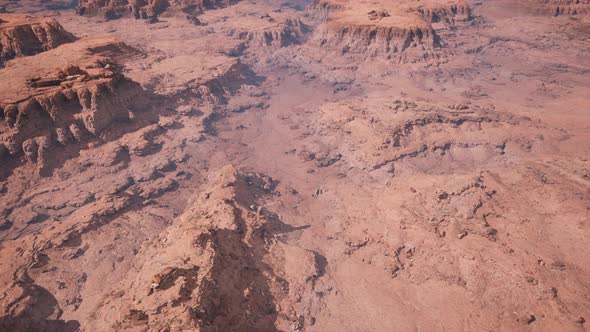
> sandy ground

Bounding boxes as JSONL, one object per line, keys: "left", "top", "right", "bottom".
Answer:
{"left": 0, "top": 0, "right": 589, "bottom": 330}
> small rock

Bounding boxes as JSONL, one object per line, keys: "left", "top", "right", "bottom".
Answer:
{"left": 550, "top": 261, "right": 566, "bottom": 271}
{"left": 405, "top": 244, "right": 415, "bottom": 258}
{"left": 291, "top": 315, "right": 304, "bottom": 331}
{"left": 525, "top": 276, "right": 538, "bottom": 285}
{"left": 517, "top": 313, "right": 536, "bottom": 325}
{"left": 187, "top": 15, "right": 202, "bottom": 25}
{"left": 526, "top": 314, "right": 536, "bottom": 324}
{"left": 146, "top": 16, "right": 159, "bottom": 24}
{"left": 389, "top": 265, "right": 401, "bottom": 278}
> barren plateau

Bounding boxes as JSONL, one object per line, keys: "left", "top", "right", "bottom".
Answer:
{"left": 0, "top": 0, "right": 589, "bottom": 331}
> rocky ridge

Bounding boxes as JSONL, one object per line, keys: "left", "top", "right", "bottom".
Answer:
{"left": 76, "top": 0, "right": 238, "bottom": 20}
{"left": 0, "top": 14, "right": 76, "bottom": 65}
{"left": 308, "top": 0, "right": 472, "bottom": 62}
{"left": 80, "top": 165, "right": 325, "bottom": 330}
{"left": 416, "top": 0, "right": 471, "bottom": 23}
{"left": 228, "top": 17, "right": 308, "bottom": 48}
{"left": 531, "top": 0, "right": 590, "bottom": 16}
{"left": 0, "top": 37, "right": 156, "bottom": 177}
{"left": 293, "top": 97, "right": 563, "bottom": 177}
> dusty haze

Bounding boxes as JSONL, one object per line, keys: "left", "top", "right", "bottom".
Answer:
{"left": 0, "top": 0, "right": 589, "bottom": 331}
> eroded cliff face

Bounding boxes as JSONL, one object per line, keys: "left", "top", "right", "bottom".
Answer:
{"left": 0, "top": 4, "right": 279, "bottom": 179}
{"left": 531, "top": 0, "right": 590, "bottom": 16}
{"left": 76, "top": 0, "right": 237, "bottom": 20}
{"left": 0, "top": 0, "right": 589, "bottom": 331}
{"left": 306, "top": 0, "right": 472, "bottom": 63}
{"left": 0, "top": 14, "right": 76, "bottom": 65}
{"left": 229, "top": 17, "right": 308, "bottom": 48}
{"left": 496, "top": 0, "right": 590, "bottom": 16}
{"left": 317, "top": 17, "right": 441, "bottom": 62}
{"left": 74, "top": 165, "right": 323, "bottom": 331}
{"left": 0, "top": 38, "right": 153, "bottom": 176}
{"left": 416, "top": 0, "right": 472, "bottom": 23}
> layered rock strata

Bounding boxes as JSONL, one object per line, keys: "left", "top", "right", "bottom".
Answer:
{"left": 0, "top": 14, "right": 76, "bottom": 65}
{"left": 77, "top": 0, "right": 238, "bottom": 20}
{"left": 0, "top": 37, "right": 150, "bottom": 176}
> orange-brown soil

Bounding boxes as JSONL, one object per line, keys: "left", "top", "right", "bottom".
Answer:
{"left": 0, "top": 14, "right": 76, "bottom": 65}
{"left": 0, "top": 0, "right": 589, "bottom": 331}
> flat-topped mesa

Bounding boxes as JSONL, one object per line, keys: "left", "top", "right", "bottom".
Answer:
{"left": 0, "top": 38, "right": 150, "bottom": 175}
{"left": 140, "top": 50, "right": 254, "bottom": 103}
{"left": 228, "top": 15, "right": 308, "bottom": 48}
{"left": 416, "top": 0, "right": 472, "bottom": 23}
{"left": 317, "top": 6, "right": 442, "bottom": 62}
{"left": 183, "top": 1, "right": 309, "bottom": 49}
{"left": 0, "top": 14, "right": 76, "bottom": 65}
{"left": 530, "top": 0, "right": 590, "bottom": 16}
{"left": 309, "top": 0, "right": 471, "bottom": 23}
{"left": 309, "top": 0, "right": 346, "bottom": 12}
{"left": 77, "top": 0, "right": 238, "bottom": 20}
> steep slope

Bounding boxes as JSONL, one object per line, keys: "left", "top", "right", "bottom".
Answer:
{"left": 0, "top": 37, "right": 156, "bottom": 177}
{"left": 78, "top": 165, "right": 324, "bottom": 330}
{"left": 77, "top": 0, "right": 239, "bottom": 20}
{"left": 0, "top": 14, "right": 76, "bottom": 65}
{"left": 307, "top": 0, "right": 472, "bottom": 63}
{"left": 318, "top": 6, "right": 440, "bottom": 60}
{"left": 532, "top": 0, "right": 590, "bottom": 16}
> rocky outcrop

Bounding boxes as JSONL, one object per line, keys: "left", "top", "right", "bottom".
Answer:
{"left": 147, "top": 53, "right": 257, "bottom": 103}
{"left": 316, "top": 16, "right": 441, "bottom": 62}
{"left": 309, "top": 0, "right": 345, "bottom": 12}
{"left": 282, "top": 96, "right": 566, "bottom": 179}
{"left": 77, "top": 0, "right": 238, "bottom": 20}
{"left": 324, "top": 23, "right": 440, "bottom": 55}
{"left": 0, "top": 14, "right": 76, "bottom": 66}
{"left": 0, "top": 38, "right": 152, "bottom": 176}
{"left": 308, "top": 0, "right": 346, "bottom": 18}
{"left": 530, "top": 0, "right": 590, "bottom": 16}
{"left": 309, "top": 0, "right": 471, "bottom": 23}
{"left": 77, "top": 0, "right": 169, "bottom": 19}
{"left": 416, "top": 0, "right": 472, "bottom": 23}
{"left": 228, "top": 17, "right": 308, "bottom": 47}
{"left": 192, "top": 59, "right": 253, "bottom": 103}
{"left": 308, "top": 1, "right": 452, "bottom": 62}
{"left": 70, "top": 165, "right": 321, "bottom": 331}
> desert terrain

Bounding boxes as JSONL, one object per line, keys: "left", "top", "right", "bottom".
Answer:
{"left": 0, "top": 0, "right": 589, "bottom": 330}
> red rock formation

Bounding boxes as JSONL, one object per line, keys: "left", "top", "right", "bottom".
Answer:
{"left": 0, "top": 38, "right": 151, "bottom": 176}
{"left": 306, "top": 0, "right": 473, "bottom": 62}
{"left": 323, "top": 23, "right": 440, "bottom": 56}
{"left": 0, "top": 14, "right": 76, "bottom": 65}
{"left": 310, "top": 0, "right": 472, "bottom": 23}
{"left": 309, "top": 0, "right": 346, "bottom": 12}
{"left": 77, "top": 0, "right": 237, "bottom": 20}
{"left": 315, "top": 7, "right": 442, "bottom": 62}
{"left": 531, "top": 0, "right": 590, "bottom": 16}
{"left": 416, "top": 0, "right": 472, "bottom": 23}
{"left": 228, "top": 17, "right": 308, "bottom": 47}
